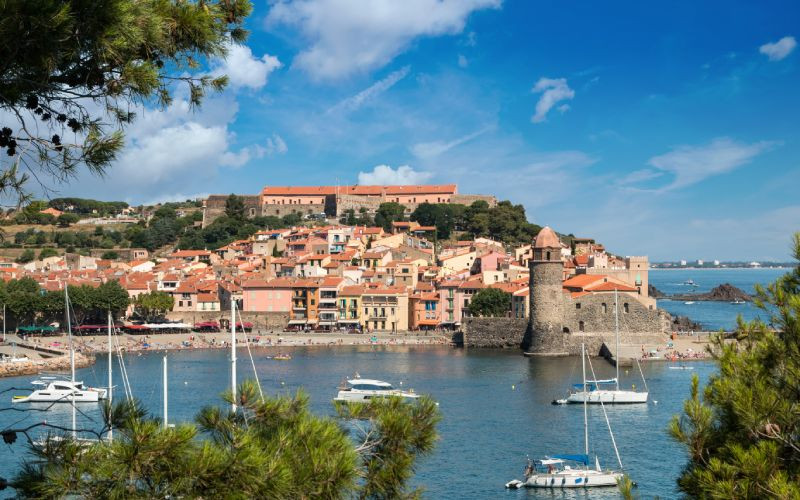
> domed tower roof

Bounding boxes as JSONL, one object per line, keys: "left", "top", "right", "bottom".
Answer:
{"left": 533, "top": 226, "right": 560, "bottom": 249}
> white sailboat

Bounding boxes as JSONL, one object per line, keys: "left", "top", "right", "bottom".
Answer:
{"left": 13, "top": 287, "right": 107, "bottom": 404}
{"left": 557, "top": 289, "right": 648, "bottom": 405}
{"left": 507, "top": 344, "right": 625, "bottom": 489}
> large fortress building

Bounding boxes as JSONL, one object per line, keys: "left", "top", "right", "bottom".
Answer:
{"left": 202, "top": 184, "right": 496, "bottom": 227}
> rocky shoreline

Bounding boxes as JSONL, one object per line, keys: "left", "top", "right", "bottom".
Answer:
{"left": 670, "top": 283, "right": 752, "bottom": 302}
{"left": 0, "top": 352, "right": 94, "bottom": 378}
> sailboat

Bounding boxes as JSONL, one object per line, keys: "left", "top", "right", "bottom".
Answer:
{"left": 507, "top": 344, "right": 625, "bottom": 489}
{"left": 557, "top": 289, "right": 648, "bottom": 404}
{"left": 13, "top": 287, "right": 107, "bottom": 404}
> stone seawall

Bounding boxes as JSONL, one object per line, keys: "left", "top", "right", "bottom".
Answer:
{"left": 463, "top": 317, "right": 669, "bottom": 354}
{"left": 0, "top": 352, "right": 93, "bottom": 378}
{"left": 165, "top": 311, "right": 290, "bottom": 330}
{"left": 462, "top": 317, "right": 528, "bottom": 348}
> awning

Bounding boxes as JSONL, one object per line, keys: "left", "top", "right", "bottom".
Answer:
{"left": 288, "top": 320, "right": 307, "bottom": 325}
{"left": 337, "top": 319, "right": 360, "bottom": 323}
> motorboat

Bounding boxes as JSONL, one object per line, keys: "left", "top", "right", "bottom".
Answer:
{"left": 273, "top": 353, "right": 292, "bottom": 361}
{"left": 508, "top": 344, "right": 627, "bottom": 489}
{"left": 682, "top": 279, "right": 697, "bottom": 286}
{"left": 12, "top": 377, "right": 107, "bottom": 403}
{"left": 731, "top": 299, "right": 745, "bottom": 305}
{"left": 334, "top": 377, "right": 420, "bottom": 402}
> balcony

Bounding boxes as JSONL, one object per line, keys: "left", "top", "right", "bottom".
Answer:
{"left": 318, "top": 303, "right": 337, "bottom": 310}
{"left": 292, "top": 304, "right": 307, "bottom": 311}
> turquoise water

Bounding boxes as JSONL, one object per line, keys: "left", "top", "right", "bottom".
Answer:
{"left": 650, "top": 268, "right": 787, "bottom": 331}
{"left": 0, "top": 347, "right": 714, "bottom": 498}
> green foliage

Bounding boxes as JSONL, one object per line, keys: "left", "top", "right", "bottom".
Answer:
{"left": 178, "top": 214, "right": 291, "bottom": 251}
{"left": 100, "top": 250, "right": 119, "bottom": 260}
{"left": 410, "top": 202, "right": 464, "bottom": 239}
{"left": 670, "top": 232, "right": 800, "bottom": 498}
{"left": 133, "top": 291, "right": 174, "bottom": 322}
{"left": 37, "top": 247, "right": 58, "bottom": 260}
{"left": 16, "top": 248, "right": 35, "bottom": 263}
{"left": 55, "top": 213, "right": 79, "bottom": 227}
{"left": 374, "top": 202, "right": 406, "bottom": 232}
{"left": 13, "top": 381, "right": 440, "bottom": 499}
{"left": 0, "top": 0, "right": 252, "bottom": 205}
{"left": 468, "top": 288, "right": 511, "bottom": 317}
{"left": 49, "top": 198, "right": 128, "bottom": 215}
{"left": 224, "top": 194, "right": 246, "bottom": 221}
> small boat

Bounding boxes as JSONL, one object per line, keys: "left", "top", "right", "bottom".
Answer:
{"left": 273, "top": 353, "right": 292, "bottom": 361}
{"left": 669, "top": 365, "right": 694, "bottom": 370}
{"left": 683, "top": 301, "right": 695, "bottom": 305}
{"left": 731, "top": 299, "right": 745, "bottom": 305}
{"left": 12, "top": 377, "right": 107, "bottom": 403}
{"left": 334, "top": 377, "right": 420, "bottom": 402}
{"left": 682, "top": 279, "right": 696, "bottom": 286}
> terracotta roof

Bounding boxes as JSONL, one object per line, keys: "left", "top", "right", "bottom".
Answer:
{"left": 586, "top": 281, "right": 638, "bottom": 292}
{"left": 262, "top": 184, "right": 456, "bottom": 196}
{"left": 533, "top": 226, "right": 560, "bottom": 249}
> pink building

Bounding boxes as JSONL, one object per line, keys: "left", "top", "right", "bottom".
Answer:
{"left": 242, "top": 277, "right": 293, "bottom": 312}
{"left": 437, "top": 279, "right": 464, "bottom": 328}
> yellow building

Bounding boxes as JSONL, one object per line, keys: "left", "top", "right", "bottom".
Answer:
{"left": 338, "top": 285, "right": 363, "bottom": 330}
{"left": 361, "top": 285, "right": 409, "bottom": 332}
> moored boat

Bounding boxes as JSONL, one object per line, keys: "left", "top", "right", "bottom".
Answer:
{"left": 12, "top": 377, "right": 106, "bottom": 403}
{"left": 334, "top": 377, "right": 419, "bottom": 402}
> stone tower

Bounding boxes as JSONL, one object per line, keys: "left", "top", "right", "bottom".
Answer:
{"left": 523, "top": 226, "right": 564, "bottom": 350}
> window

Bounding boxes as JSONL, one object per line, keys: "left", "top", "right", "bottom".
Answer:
{"left": 179, "top": 301, "right": 183, "bottom": 307}
{"left": 576, "top": 303, "right": 581, "bottom": 309}
{"left": 563, "top": 327, "right": 570, "bottom": 333}
{"left": 187, "top": 301, "right": 192, "bottom": 307}
{"left": 623, "top": 303, "right": 629, "bottom": 313}
{"left": 601, "top": 303, "right": 607, "bottom": 314}
{"left": 381, "top": 307, "right": 386, "bottom": 317}
{"left": 579, "top": 321, "right": 585, "bottom": 332}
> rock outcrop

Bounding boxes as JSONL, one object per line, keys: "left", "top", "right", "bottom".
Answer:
{"left": 672, "top": 283, "right": 752, "bottom": 302}
{"left": 671, "top": 315, "right": 703, "bottom": 332}
{"left": 648, "top": 284, "right": 666, "bottom": 298}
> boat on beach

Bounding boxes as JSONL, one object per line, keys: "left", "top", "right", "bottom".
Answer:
{"left": 334, "top": 377, "right": 419, "bottom": 402}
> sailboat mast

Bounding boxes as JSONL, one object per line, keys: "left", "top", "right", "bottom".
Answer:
{"left": 231, "top": 300, "right": 237, "bottom": 413}
{"left": 614, "top": 288, "right": 620, "bottom": 391}
{"left": 65, "top": 285, "right": 75, "bottom": 438}
{"left": 163, "top": 355, "right": 168, "bottom": 428}
{"left": 108, "top": 310, "right": 113, "bottom": 442}
{"left": 582, "top": 343, "right": 588, "bottom": 456}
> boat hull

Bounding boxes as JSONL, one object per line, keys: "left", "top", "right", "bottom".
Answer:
{"left": 565, "top": 390, "right": 648, "bottom": 404}
{"left": 524, "top": 471, "right": 623, "bottom": 488}
{"left": 334, "top": 391, "right": 420, "bottom": 402}
{"left": 13, "top": 390, "right": 104, "bottom": 403}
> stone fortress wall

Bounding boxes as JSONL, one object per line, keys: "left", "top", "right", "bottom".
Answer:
{"left": 202, "top": 186, "right": 497, "bottom": 227}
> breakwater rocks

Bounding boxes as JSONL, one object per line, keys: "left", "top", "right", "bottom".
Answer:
{"left": 648, "top": 284, "right": 666, "bottom": 298}
{"left": 672, "top": 283, "right": 752, "bottom": 302}
{"left": 671, "top": 315, "right": 703, "bottom": 332}
{"left": 0, "top": 353, "right": 94, "bottom": 378}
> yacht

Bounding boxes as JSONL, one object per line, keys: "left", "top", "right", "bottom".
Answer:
{"left": 508, "top": 344, "right": 626, "bottom": 489}
{"left": 12, "top": 377, "right": 107, "bottom": 403}
{"left": 334, "top": 378, "right": 420, "bottom": 402}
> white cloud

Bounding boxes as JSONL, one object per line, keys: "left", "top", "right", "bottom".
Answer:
{"left": 410, "top": 126, "right": 492, "bottom": 159}
{"left": 357, "top": 164, "right": 433, "bottom": 185}
{"left": 328, "top": 66, "right": 410, "bottom": 114}
{"left": 266, "top": 0, "right": 500, "bottom": 80}
{"left": 458, "top": 54, "right": 468, "bottom": 68}
{"left": 212, "top": 43, "right": 282, "bottom": 89}
{"left": 647, "top": 137, "right": 775, "bottom": 190}
{"left": 265, "top": 134, "right": 289, "bottom": 155}
{"left": 759, "top": 36, "right": 797, "bottom": 61}
{"left": 531, "top": 77, "right": 574, "bottom": 123}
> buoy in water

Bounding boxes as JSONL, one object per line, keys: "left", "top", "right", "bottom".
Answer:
{"left": 512, "top": 385, "right": 515, "bottom": 390}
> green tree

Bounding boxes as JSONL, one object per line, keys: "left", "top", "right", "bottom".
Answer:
{"left": 13, "top": 382, "right": 440, "bottom": 499}
{"left": 4, "top": 277, "right": 41, "bottom": 325}
{"left": 100, "top": 250, "right": 119, "bottom": 260}
{"left": 56, "top": 213, "right": 79, "bottom": 227}
{"left": 0, "top": 0, "right": 252, "bottom": 206}
{"left": 94, "top": 280, "right": 130, "bottom": 320}
{"left": 37, "top": 247, "right": 58, "bottom": 260}
{"left": 468, "top": 287, "right": 511, "bottom": 317}
{"left": 16, "top": 248, "right": 35, "bottom": 263}
{"left": 374, "top": 202, "right": 405, "bottom": 232}
{"left": 224, "top": 194, "right": 246, "bottom": 221}
{"left": 670, "top": 232, "right": 800, "bottom": 498}
{"left": 133, "top": 291, "right": 174, "bottom": 321}
{"left": 67, "top": 284, "right": 96, "bottom": 325}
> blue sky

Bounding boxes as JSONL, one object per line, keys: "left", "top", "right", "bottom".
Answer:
{"left": 66, "top": 0, "right": 799, "bottom": 261}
